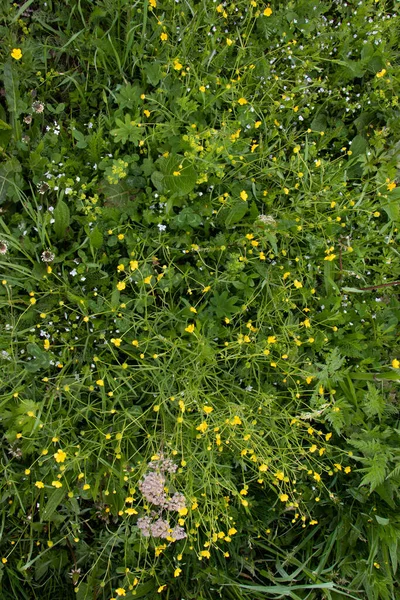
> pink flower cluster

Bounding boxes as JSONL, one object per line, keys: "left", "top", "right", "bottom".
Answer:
{"left": 136, "top": 454, "right": 187, "bottom": 540}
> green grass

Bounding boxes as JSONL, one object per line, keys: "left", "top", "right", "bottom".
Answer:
{"left": 0, "top": 0, "right": 400, "bottom": 598}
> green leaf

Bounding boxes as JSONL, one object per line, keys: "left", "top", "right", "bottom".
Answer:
{"left": 144, "top": 61, "right": 162, "bottom": 86}
{"left": 110, "top": 114, "right": 142, "bottom": 145}
{"left": 375, "top": 515, "right": 389, "bottom": 526}
{"left": 151, "top": 171, "right": 164, "bottom": 192}
{"left": 24, "top": 343, "right": 52, "bottom": 372}
{"left": 360, "top": 453, "right": 387, "bottom": 492}
{"left": 72, "top": 128, "right": 88, "bottom": 149}
{"left": 3, "top": 62, "right": 24, "bottom": 117}
{"left": 210, "top": 291, "right": 239, "bottom": 318}
{"left": 382, "top": 201, "right": 399, "bottom": 224}
{"left": 40, "top": 488, "right": 65, "bottom": 521}
{"left": 310, "top": 112, "right": 327, "bottom": 132}
{"left": 163, "top": 157, "right": 197, "bottom": 196}
{"left": 225, "top": 201, "right": 248, "bottom": 227}
{"left": 350, "top": 135, "right": 367, "bottom": 157}
{"left": 89, "top": 226, "right": 104, "bottom": 250}
{"left": 173, "top": 207, "right": 202, "bottom": 229}
{"left": 53, "top": 199, "right": 70, "bottom": 238}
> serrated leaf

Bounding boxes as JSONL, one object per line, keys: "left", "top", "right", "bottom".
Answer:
{"left": 53, "top": 199, "right": 70, "bottom": 238}
{"left": 360, "top": 453, "right": 387, "bottom": 492}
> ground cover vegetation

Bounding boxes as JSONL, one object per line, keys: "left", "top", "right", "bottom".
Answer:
{"left": 0, "top": 0, "right": 400, "bottom": 598}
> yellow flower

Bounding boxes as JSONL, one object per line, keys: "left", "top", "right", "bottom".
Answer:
{"left": 143, "top": 275, "right": 152, "bottom": 284}
{"left": 325, "top": 432, "right": 332, "bottom": 441}
{"left": 117, "top": 264, "right": 125, "bottom": 272}
{"left": 200, "top": 550, "right": 211, "bottom": 559}
{"left": 294, "top": 280, "right": 303, "bottom": 289}
{"left": 309, "top": 445, "right": 317, "bottom": 453}
{"left": 115, "top": 589, "right": 126, "bottom": 597}
{"left": 96, "top": 379, "right": 104, "bottom": 386}
{"left": 255, "top": 120, "right": 262, "bottom": 128}
{"left": 392, "top": 359, "right": 400, "bottom": 369}
{"left": 11, "top": 48, "right": 22, "bottom": 60}
{"left": 116, "top": 281, "right": 126, "bottom": 291}
{"left": 35, "top": 481, "right": 45, "bottom": 489}
{"left": 344, "top": 466, "right": 351, "bottom": 474}
{"left": 83, "top": 483, "right": 90, "bottom": 490}
{"left": 259, "top": 464, "right": 268, "bottom": 472}
{"left": 202, "top": 286, "right": 211, "bottom": 293}
{"left": 240, "top": 190, "right": 248, "bottom": 201}
{"left": 173, "top": 60, "right": 183, "bottom": 70}
{"left": 117, "top": 233, "right": 124, "bottom": 240}
{"left": 279, "top": 494, "right": 289, "bottom": 502}
{"left": 203, "top": 405, "right": 214, "bottom": 414}
{"left": 267, "top": 336, "right": 277, "bottom": 344}
{"left": 190, "top": 306, "right": 197, "bottom": 313}
{"left": 174, "top": 568, "right": 182, "bottom": 577}
{"left": 111, "top": 338, "right": 122, "bottom": 347}
{"left": 157, "top": 585, "right": 167, "bottom": 593}
{"left": 275, "top": 470, "right": 284, "bottom": 481}
{"left": 293, "top": 145, "right": 301, "bottom": 154}
{"left": 264, "top": 6, "right": 272, "bottom": 16}
{"left": 324, "top": 254, "right": 336, "bottom": 261}
{"left": 387, "top": 181, "right": 396, "bottom": 192}
{"left": 54, "top": 449, "right": 67, "bottom": 463}
{"left": 52, "top": 481, "right": 63, "bottom": 488}
{"left": 149, "top": 0, "right": 156, "bottom": 7}
{"left": 131, "top": 340, "right": 139, "bottom": 347}
{"left": 185, "top": 323, "right": 195, "bottom": 333}
{"left": 160, "top": 32, "right": 168, "bottom": 41}
{"left": 226, "top": 38, "right": 233, "bottom": 46}
{"left": 196, "top": 422, "right": 208, "bottom": 433}
{"left": 376, "top": 68, "right": 387, "bottom": 78}
{"left": 1, "top": 558, "right": 7, "bottom": 564}
{"left": 199, "top": 85, "right": 206, "bottom": 93}
{"left": 125, "top": 508, "right": 138, "bottom": 515}
{"left": 230, "top": 415, "right": 242, "bottom": 425}
{"left": 238, "top": 98, "right": 248, "bottom": 106}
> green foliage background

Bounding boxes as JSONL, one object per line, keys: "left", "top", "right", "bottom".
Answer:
{"left": 0, "top": 0, "right": 399, "bottom": 598}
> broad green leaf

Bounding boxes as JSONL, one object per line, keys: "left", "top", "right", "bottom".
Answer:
{"left": 89, "top": 226, "right": 104, "bottom": 250}
{"left": 53, "top": 199, "right": 70, "bottom": 238}
{"left": 144, "top": 61, "right": 162, "bottom": 86}
{"left": 225, "top": 201, "right": 248, "bottom": 226}
{"left": 72, "top": 128, "right": 88, "bottom": 149}
{"left": 350, "top": 135, "right": 367, "bottom": 157}
{"left": 163, "top": 157, "right": 197, "bottom": 196}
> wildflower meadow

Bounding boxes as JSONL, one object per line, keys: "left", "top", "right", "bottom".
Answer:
{"left": 0, "top": 0, "right": 399, "bottom": 598}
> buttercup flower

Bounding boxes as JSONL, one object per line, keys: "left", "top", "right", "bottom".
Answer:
{"left": 11, "top": 48, "right": 22, "bottom": 60}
